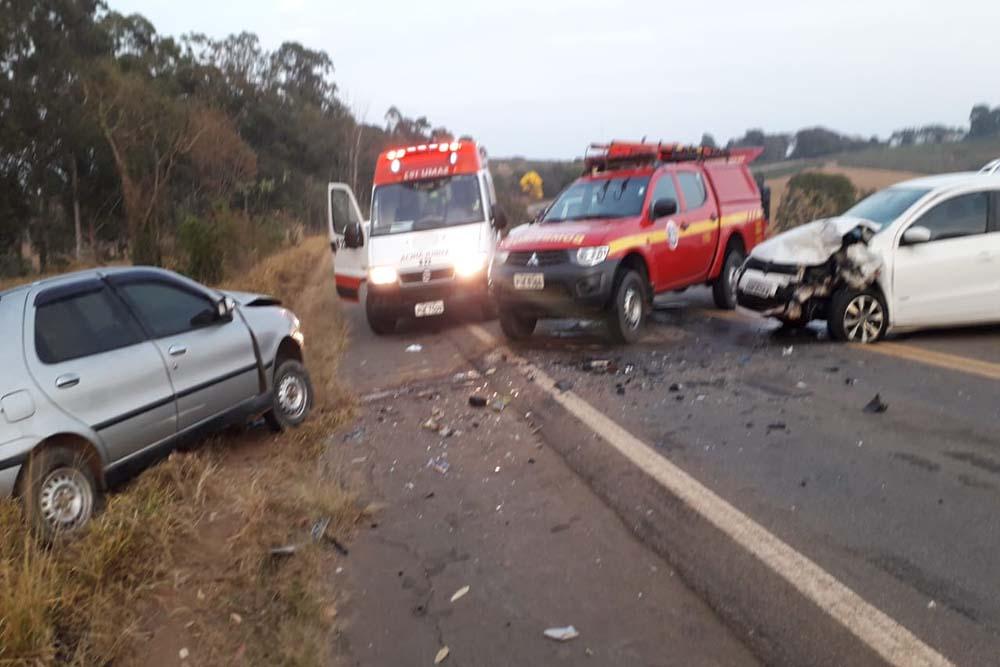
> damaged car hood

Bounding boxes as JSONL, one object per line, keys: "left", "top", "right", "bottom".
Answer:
{"left": 220, "top": 289, "right": 282, "bottom": 308}
{"left": 752, "top": 217, "right": 881, "bottom": 265}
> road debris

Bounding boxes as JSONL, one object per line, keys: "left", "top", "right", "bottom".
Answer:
{"left": 668, "top": 383, "right": 683, "bottom": 392}
{"left": 422, "top": 417, "right": 441, "bottom": 431}
{"left": 434, "top": 646, "right": 450, "bottom": 664}
{"left": 616, "top": 383, "right": 626, "bottom": 396}
{"left": 310, "top": 517, "right": 331, "bottom": 542}
{"left": 428, "top": 456, "right": 451, "bottom": 475}
{"left": 767, "top": 422, "right": 787, "bottom": 433}
{"left": 406, "top": 344, "right": 423, "bottom": 352}
{"left": 544, "top": 626, "right": 580, "bottom": 642}
{"left": 782, "top": 346, "right": 794, "bottom": 357}
{"left": 583, "top": 359, "right": 614, "bottom": 374}
{"left": 450, "top": 585, "right": 470, "bottom": 603}
{"left": 468, "top": 395, "right": 488, "bottom": 408}
{"left": 490, "top": 395, "right": 511, "bottom": 412}
{"left": 179, "top": 648, "right": 190, "bottom": 660}
{"left": 863, "top": 394, "right": 888, "bottom": 414}
{"left": 555, "top": 380, "right": 574, "bottom": 392}
{"left": 269, "top": 545, "right": 298, "bottom": 558}
{"left": 453, "top": 370, "right": 481, "bottom": 382}
{"left": 230, "top": 613, "right": 243, "bottom": 625}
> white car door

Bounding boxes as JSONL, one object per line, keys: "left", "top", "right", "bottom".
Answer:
{"left": 329, "top": 183, "right": 368, "bottom": 302}
{"left": 892, "top": 191, "right": 996, "bottom": 327}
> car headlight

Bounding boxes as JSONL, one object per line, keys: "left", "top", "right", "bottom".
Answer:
{"left": 369, "top": 266, "right": 398, "bottom": 285}
{"left": 574, "top": 246, "right": 610, "bottom": 267}
{"left": 454, "top": 253, "right": 488, "bottom": 278}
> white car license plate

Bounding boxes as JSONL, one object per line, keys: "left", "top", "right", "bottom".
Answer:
{"left": 414, "top": 300, "right": 445, "bottom": 317}
{"left": 514, "top": 273, "right": 544, "bottom": 290}
{"left": 741, "top": 276, "right": 779, "bottom": 299}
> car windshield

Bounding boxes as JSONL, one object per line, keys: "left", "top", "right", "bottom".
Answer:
{"left": 542, "top": 176, "right": 650, "bottom": 223}
{"left": 371, "top": 174, "right": 484, "bottom": 237}
{"left": 843, "top": 187, "right": 930, "bottom": 227}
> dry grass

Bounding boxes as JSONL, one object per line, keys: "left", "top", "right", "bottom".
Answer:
{"left": 0, "top": 237, "right": 358, "bottom": 666}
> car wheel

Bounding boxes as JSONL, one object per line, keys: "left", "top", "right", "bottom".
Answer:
{"left": 21, "top": 446, "right": 98, "bottom": 541}
{"left": 498, "top": 307, "right": 536, "bottom": 341}
{"left": 607, "top": 269, "right": 647, "bottom": 344}
{"left": 712, "top": 246, "right": 745, "bottom": 310}
{"left": 366, "top": 297, "right": 396, "bottom": 335}
{"left": 265, "top": 360, "right": 314, "bottom": 431}
{"left": 828, "top": 288, "right": 887, "bottom": 343}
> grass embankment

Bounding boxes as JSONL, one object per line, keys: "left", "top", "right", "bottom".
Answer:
{"left": 0, "top": 237, "right": 357, "bottom": 666}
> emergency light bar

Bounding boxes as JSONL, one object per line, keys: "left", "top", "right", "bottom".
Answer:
{"left": 386, "top": 142, "right": 462, "bottom": 161}
{"left": 584, "top": 141, "right": 763, "bottom": 173}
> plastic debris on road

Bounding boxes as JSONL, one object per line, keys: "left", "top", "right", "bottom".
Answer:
{"left": 468, "top": 395, "right": 488, "bottom": 408}
{"left": 450, "top": 585, "right": 470, "bottom": 603}
{"left": 544, "top": 626, "right": 580, "bottom": 641}
{"left": 434, "top": 646, "right": 450, "bottom": 664}
{"left": 863, "top": 393, "right": 888, "bottom": 414}
{"left": 428, "top": 456, "right": 450, "bottom": 475}
{"left": 782, "top": 346, "right": 794, "bottom": 357}
{"left": 554, "top": 380, "right": 574, "bottom": 392}
{"left": 406, "top": 344, "right": 423, "bottom": 352}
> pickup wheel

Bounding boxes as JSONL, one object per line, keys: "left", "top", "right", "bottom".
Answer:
{"left": 365, "top": 296, "right": 396, "bottom": 335}
{"left": 712, "top": 246, "right": 745, "bottom": 310}
{"left": 607, "top": 269, "right": 647, "bottom": 344}
{"left": 264, "top": 360, "right": 314, "bottom": 431}
{"left": 21, "top": 446, "right": 99, "bottom": 541}
{"left": 498, "top": 307, "right": 536, "bottom": 341}
{"left": 828, "top": 288, "right": 887, "bottom": 344}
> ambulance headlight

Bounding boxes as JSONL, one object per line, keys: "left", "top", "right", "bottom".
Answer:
{"left": 454, "top": 252, "right": 488, "bottom": 278}
{"left": 574, "top": 246, "right": 610, "bottom": 267}
{"left": 493, "top": 251, "right": 510, "bottom": 265}
{"left": 369, "top": 266, "right": 398, "bottom": 285}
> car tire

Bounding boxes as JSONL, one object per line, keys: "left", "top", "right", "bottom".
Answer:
{"left": 366, "top": 296, "right": 396, "bottom": 335}
{"left": 498, "top": 307, "right": 536, "bottom": 341}
{"left": 21, "top": 445, "right": 99, "bottom": 541}
{"left": 264, "top": 360, "right": 314, "bottom": 431}
{"left": 712, "top": 246, "right": 745, "bottom": 310}
{"left": 607, "top": 269, "right": 647, "bottom": 344}
{"left": 827, "top": 288, "right": 887, "bottom": 343}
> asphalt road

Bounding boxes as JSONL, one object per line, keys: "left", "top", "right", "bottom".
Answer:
{"left": 334, "top": 287, "right": 1000, "bottom": 666}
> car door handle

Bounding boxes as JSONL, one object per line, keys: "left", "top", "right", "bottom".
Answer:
{"left": 710, "top": 214, "right": 718, "bottom": 223}
{"left": 168, "top": 345, "right": 188, "bottom": 357}
{"left": 55, "top": 374, "right": 80, "bottom": 389}
{"left": 680, "top": 222, "right": 691, "bottom": 231}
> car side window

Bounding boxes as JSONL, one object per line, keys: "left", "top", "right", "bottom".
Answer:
{"left": 914, "top": 192, "right": 989, "bottom": 241}
{"left": 651, "top": 172, "right": 679, "bottom": 205}
{"left": 991, "top": 191, "right": 1000, "bottom": 233}
{"left": 118, "top": 281, "right": 217, "bottom": 339}
{"left": 677, "top": 172, "right": 707, "bottom": 210}
{"left": 35, "top": 287, "right": 145, "bottom": 364}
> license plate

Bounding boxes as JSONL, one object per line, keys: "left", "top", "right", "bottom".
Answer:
{"left": 740, "top": 276, "right": 778, "bottom": 299}
{"left": 513, "top": 273, "right": 544, "bottom": 290}
{"left": 414, "top": 300, "right": 445, "bottom": 317}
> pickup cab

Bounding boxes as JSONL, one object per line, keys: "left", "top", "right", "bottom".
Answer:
{"left": 490, "top": 141, "right": 768, "bottom": 343}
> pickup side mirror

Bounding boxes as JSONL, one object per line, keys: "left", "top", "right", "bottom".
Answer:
{"left": 651, "top": 197, "right": 678, "bottom": 220}
{"left": 901, "top": 225, "right": 932, "bottom": 246}
{"left": 344, "top": 222, "right": 365, "bottom": 249}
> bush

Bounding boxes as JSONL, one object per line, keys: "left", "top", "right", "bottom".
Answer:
{"left": 178, "top": 214, "right": 226, "bottom": 284}
{"left": 774, "top": 172, "right": 857, "bottom": 234}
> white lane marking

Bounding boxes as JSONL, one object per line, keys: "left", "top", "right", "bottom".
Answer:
{"left": 467, "top": 324, "right": 954, "bottom": 667}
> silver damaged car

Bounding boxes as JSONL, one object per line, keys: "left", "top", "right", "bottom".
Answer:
{"left": 0, "top": 267, "right": 312, "bottom": 538}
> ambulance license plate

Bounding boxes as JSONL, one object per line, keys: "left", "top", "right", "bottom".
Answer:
{"left": 414, "top": 300, "right": 445, "bottom": 317}
{"left": 514, "top": 273, "right": 544, "bottom": 290}
{"left": 741, "top": 276, "right": 778, "bottom": 299}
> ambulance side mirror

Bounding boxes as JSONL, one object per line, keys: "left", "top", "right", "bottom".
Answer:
{"left": 344, "top": 222, "right": 365, "bottom": 249}
{"left": 651, "top": 198, "right": 678, "bottom": 220}
{"left": 492, "top": 208, "right": 509, "bottom": 230}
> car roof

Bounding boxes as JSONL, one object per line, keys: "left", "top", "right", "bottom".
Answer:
{"left": 0, "top": 266, "right": 176, "bottom": 299}
{"left": 893, "top": 172, "right": 1000, "bottom": 191}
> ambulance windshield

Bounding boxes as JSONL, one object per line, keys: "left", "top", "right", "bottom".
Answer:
{"left": 543, "top": 176, "right": 650, "bottom": 223}
{"left": 371, "top": 174, "right": 484, "bottom": 237}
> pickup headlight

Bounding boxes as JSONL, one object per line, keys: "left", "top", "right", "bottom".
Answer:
{"left": 369, "top": 266, "right": 398, "bottom": 285}
{"left": 573, "top": 246, "right": 610, "bottom": 267}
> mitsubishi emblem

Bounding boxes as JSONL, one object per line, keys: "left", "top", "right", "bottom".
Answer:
{"left": 422, "top": 269, "right": 432, "bottom": 283}
{"left": 527, "top": 253, "right": 540, "bottom": 267}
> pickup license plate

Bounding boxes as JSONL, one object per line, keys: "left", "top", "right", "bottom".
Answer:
{"left": 741, "top": 276, "right": 779, "bottom": 299}
{"left": 513, "top": 273, "right": 544, "bottom": 290}
{"left": 414, "top": 300, "right": 445, "bottom": 317}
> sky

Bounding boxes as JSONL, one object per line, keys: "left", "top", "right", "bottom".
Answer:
{"left": 110, "top": 0, "right": 1000, "bottom": 160}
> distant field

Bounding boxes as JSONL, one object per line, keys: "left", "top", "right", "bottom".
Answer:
{"left": 765, "top": 163, "right": 921, "bottom": 216}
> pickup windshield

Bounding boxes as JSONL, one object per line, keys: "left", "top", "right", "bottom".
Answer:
{"left": 371, "top": 174, "right": 484, "bottom": 237}
{"left": 844, "top": 187, "right": 930, "bottom": 227}
{"left": 543, "top": 176, "right": 650, "bottom": 223}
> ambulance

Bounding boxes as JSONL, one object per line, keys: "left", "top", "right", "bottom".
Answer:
{"left": 328, "top": 140, "right": 506, "bottom": 334}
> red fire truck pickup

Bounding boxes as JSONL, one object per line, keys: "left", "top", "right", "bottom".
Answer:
{"left": 489, "top": 141, "right": 769, "bottom": 343}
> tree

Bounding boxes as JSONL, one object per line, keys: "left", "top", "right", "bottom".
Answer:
{"left": 968, "top": 104, "right": 998, "bottom": 139}
{"left": 519, "top": 171, "right": 544, "bottom": 200}
{"left": 700, "top": 133, "right": 717, "bottom": 149}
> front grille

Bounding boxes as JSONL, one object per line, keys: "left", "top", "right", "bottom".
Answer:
{"left": 744, "top": 257, "right": 801, "bottom": 276}
{"left": 506, "top": 250, "right": 567, "bottom": 267}
{"left": 399, "top": 267, "right": 454, "bottom": 284}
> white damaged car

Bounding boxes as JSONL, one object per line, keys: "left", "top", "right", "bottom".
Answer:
{"left": 736, "top": 172, "right": 1000, "bottom": 342}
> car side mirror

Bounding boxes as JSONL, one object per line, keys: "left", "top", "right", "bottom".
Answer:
{"left": 492, "top": 208, "right": 509, "bottom": 230}
{"left": 651, "top": 197, "right": 678, "bottom": 220}
{"left": 344, "top": 222, "right": 365, "bottom": 249}
{"left": 901, "top": 226, "right": 932, "bottom": 246}
{"left": 216, "top": 296, "right": 235, "bottom": 322}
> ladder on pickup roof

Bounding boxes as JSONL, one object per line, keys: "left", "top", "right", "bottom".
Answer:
{"left": 584, "top": 141, "right": 764, "bottom": 173}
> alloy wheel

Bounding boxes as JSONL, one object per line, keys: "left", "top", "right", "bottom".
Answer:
{"left": 843, "top": 294, "right": 884, "bottom": 343}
